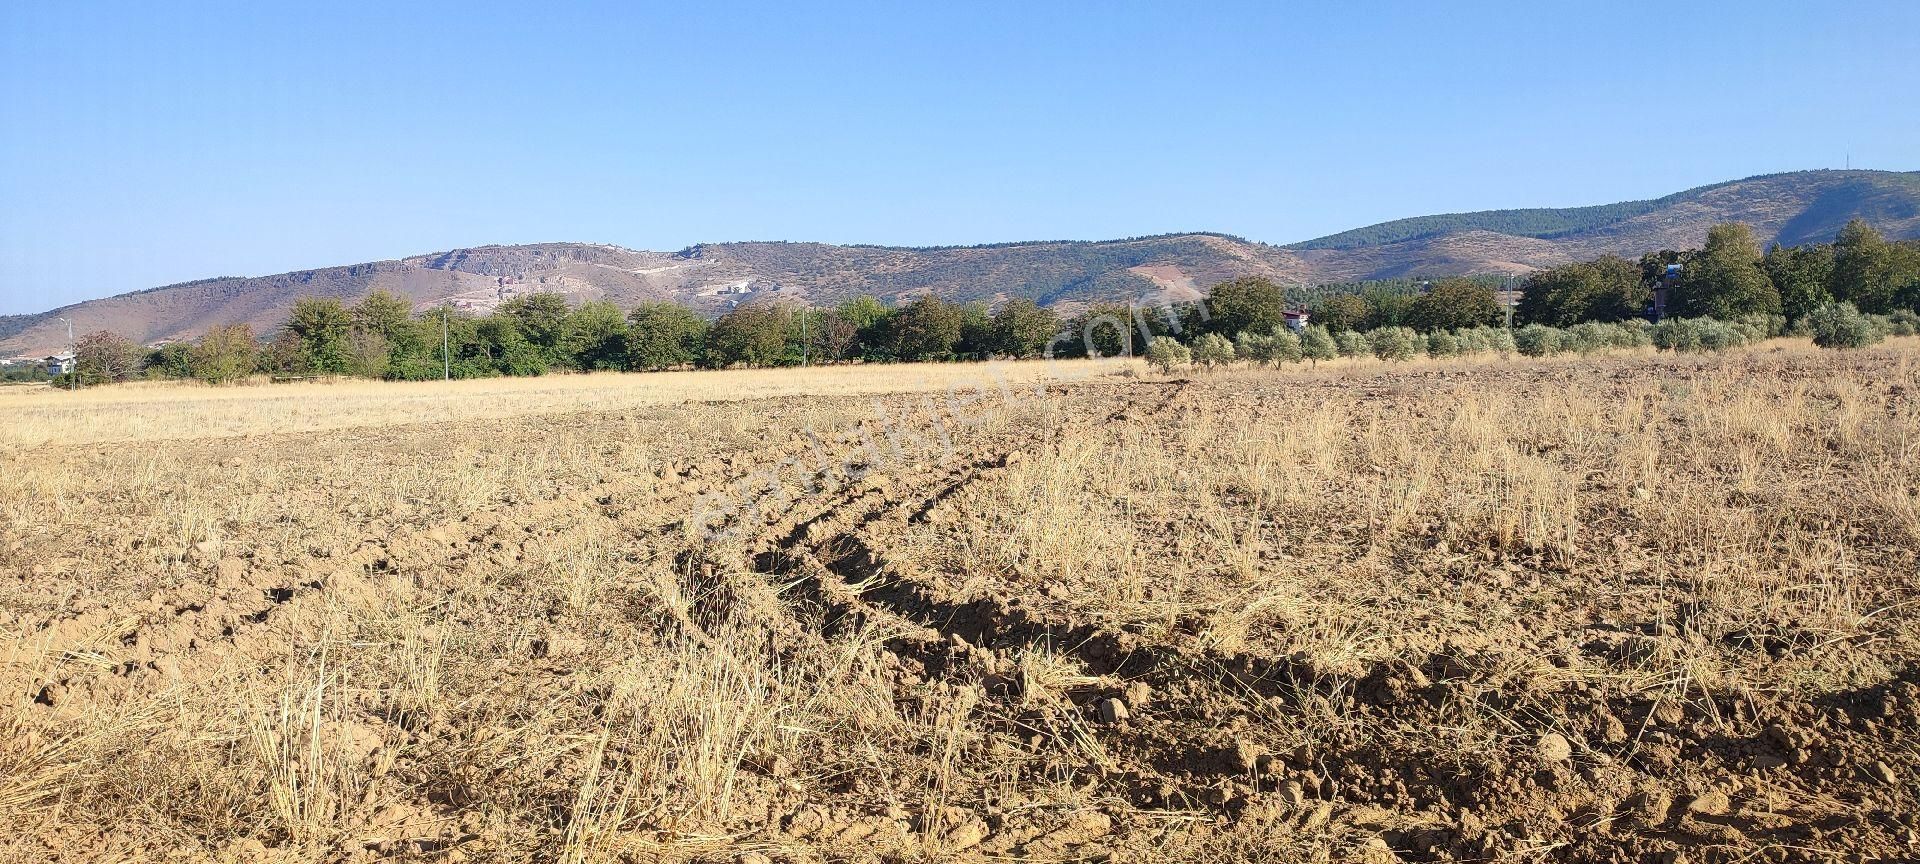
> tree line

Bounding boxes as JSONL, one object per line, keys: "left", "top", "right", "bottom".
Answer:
{"left": 58, "top": 292, "right": 1072, "bottom": 386}
{"left": 1287, "top": 219, "right": 1920, "bottom": 336}
{"left": 1513, "top": 219, "right": 1920, "bottom": 325}
{"left": 48, "top": 219, "right": 1920, "bottom": 387}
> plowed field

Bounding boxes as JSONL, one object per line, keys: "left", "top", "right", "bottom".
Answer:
{"left": 4, "top": 345, "right": 1918, "bottom": 863}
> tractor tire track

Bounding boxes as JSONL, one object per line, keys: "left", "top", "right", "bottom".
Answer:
{"left": 732, "top": 376, "right": 1366, "bottom": 813}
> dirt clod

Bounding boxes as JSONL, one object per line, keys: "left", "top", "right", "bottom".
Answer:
{"left": 1536, "top": 732, "right": 1573, "bottom": 762}
{"left": 944, "top": 820, "right": 990, "bottom": 850}
{"left": 1686, "top": 789, "right": 1731, "bottom": 816}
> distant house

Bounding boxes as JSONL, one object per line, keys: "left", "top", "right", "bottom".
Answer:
{"left": 44, "top": 353, "right": 74, "bottom": 375}
{"left": 1281, "top": 310, "right": 1310, "bottom": 333}
{"left": 1649, "top": 263, "right": 1682, "bottom": 322}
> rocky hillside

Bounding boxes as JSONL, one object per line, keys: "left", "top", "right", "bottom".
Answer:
{"left": 5, "top": 170, "right": 1916, "bottom": 356}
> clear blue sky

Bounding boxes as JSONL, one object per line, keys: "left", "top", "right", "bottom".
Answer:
{"left": 3, "top": 1, "right": 1917, "bottom": 314}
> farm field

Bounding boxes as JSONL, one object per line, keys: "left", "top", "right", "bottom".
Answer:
{"left": 3, "top": 343, "right": 1919, "bottom": 863}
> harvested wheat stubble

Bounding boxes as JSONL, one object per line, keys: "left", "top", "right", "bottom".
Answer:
{"left": 3, "top": 342, "right": 1919, "bottom": 863}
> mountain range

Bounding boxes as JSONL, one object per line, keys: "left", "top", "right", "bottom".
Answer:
{"left": 5, "top": 169, "right": 1918, "bottom": 357}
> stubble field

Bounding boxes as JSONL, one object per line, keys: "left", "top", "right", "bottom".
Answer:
{"left": 3, "top": 343, "right": 1918, "bottom": 863}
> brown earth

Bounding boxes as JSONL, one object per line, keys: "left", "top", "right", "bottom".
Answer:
{"left": 3, "top": 343, "right": 1919, "bottom": 862}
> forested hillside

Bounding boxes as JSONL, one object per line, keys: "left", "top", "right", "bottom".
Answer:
{"left": 1289, "top": 170, "right": 1920, "bottom": 250}
{"left": 1290, "top": 198, "right": 1678, "bottom": 250}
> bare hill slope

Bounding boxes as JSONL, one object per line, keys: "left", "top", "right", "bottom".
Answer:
{"left": 6, "top": 170, "right": 1916, "bottom": 356}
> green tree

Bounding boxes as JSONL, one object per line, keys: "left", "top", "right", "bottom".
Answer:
{"left": 1368, "top": 326, "right": 1419, "bottom": 361}
{"left": 190, "top": 323, "right": 258, "bottom": 384}
{"left": 567, "top": 301, "right": 630, "bottom": 370}
{"left": 1066, "top": 302, "right": 1140, "bottom": 358}
{"left": 1762, "top": 242, "right": 1835, "bottom": 322}
{"left": 1805, "top": 302, "right": 1882, "bottom": 349}
{"left": 1170, "top": 302, "right": 1211, "bottom": 342}
{"left": 1697, "top": 319, "right": 1753, "bottom": 351}
{"left": 1638, "top": 250, "right": 1691, "bottom": 286}
{"left": 351, "top": 290, "right": 414, "bottom": 341}
{"left": 1192, "top": 333, "right": 1236, "bottom": 368}
{"left": 1311, "top": 293, "right": 1370, "bottom": 334}
{"left": 1300, "top": 324, "right": 1338, "bottom": 365}
{"left": 1513, "top": 324, "right": 1563, "bottom": 357}
{"left": 626, "top": 303, "right": 707, "bottom": 370}
{"left": 429, "top": 310, "right": 499, "bottom": 379}
{"left": 1333, "top": 329, "right": 1371, "bottom": 358}
{"left": 1143, "top": 336, "right": 1190, "bottom": 374}
{"left": 986, "top": 298, "right": 1060, "bottom": 358}
{"left": 1269, "top": 328, "right": 1305, "bottom": 364}
{"left": 285, "top": 297, "right": 353, "bottom": 373}
{"left": 705, "top": 303, "right": 793, "bottom": 368}
{"left": 1830, "top": 219, "right": 1920, "bottom": 314}
{"left": 1561, "top": 322, "right": 1618, "bottom": 355}
{"left": 1408, "top": 278, "right": 1499, "bottom": 332}
{"left": 1899, "top": 246, "right": 1920, "bottom": 312}
{"left": 1234, "top": 331, "right": 1276, "bottom": 365}
{"left": 1672, "top": 223, "right": 1781, "bottom": 320}
{"left": 1651, "top": 318, "right": 1703, "bottom": 353}
{"left": 1517, "top": 256, "right": 1648, "bottom": 327}
{"left": 836, "top": 295, "right": 893, "bottom": 359}
{"left": 499, "top": 293, "right": 574, "bottom": 366}
{"left": 1361, "top": 287, "right": 1416, "bottom": 329}
{"left": 836, "top": 295, "right": 890, "bottom": 330}
{"left": 350, "top": 290, "right": 429, "bottom": 373}
{"left": 886, "top": 295, "right": 964, "bottom": 361}
{"left": 145, "top": 342, "right": 194, "bottom": 379}
{"left": 378, "top": 307, "right": 460, "bottom": 380}
{"left": 1205, "top": 277, "right": 1288, "bottom": 337}
{"left": 954, "top": 302, "right": 993, "bottom": 359}
{"left": 472, "top": 314, "right": 546, "bottom": 376}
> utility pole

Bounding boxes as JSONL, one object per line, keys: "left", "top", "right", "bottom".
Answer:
{"left": 441, "top": 308, "right": 450, "bottom": 380}
{"left": 801, "top": 308, "right": 809, "bottom": 367}
{"left": 58, "top": 317, "right": 74, "bottom": 390}
{"left": 1125, "top": 299, "right": 1134, "bottom": 359}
